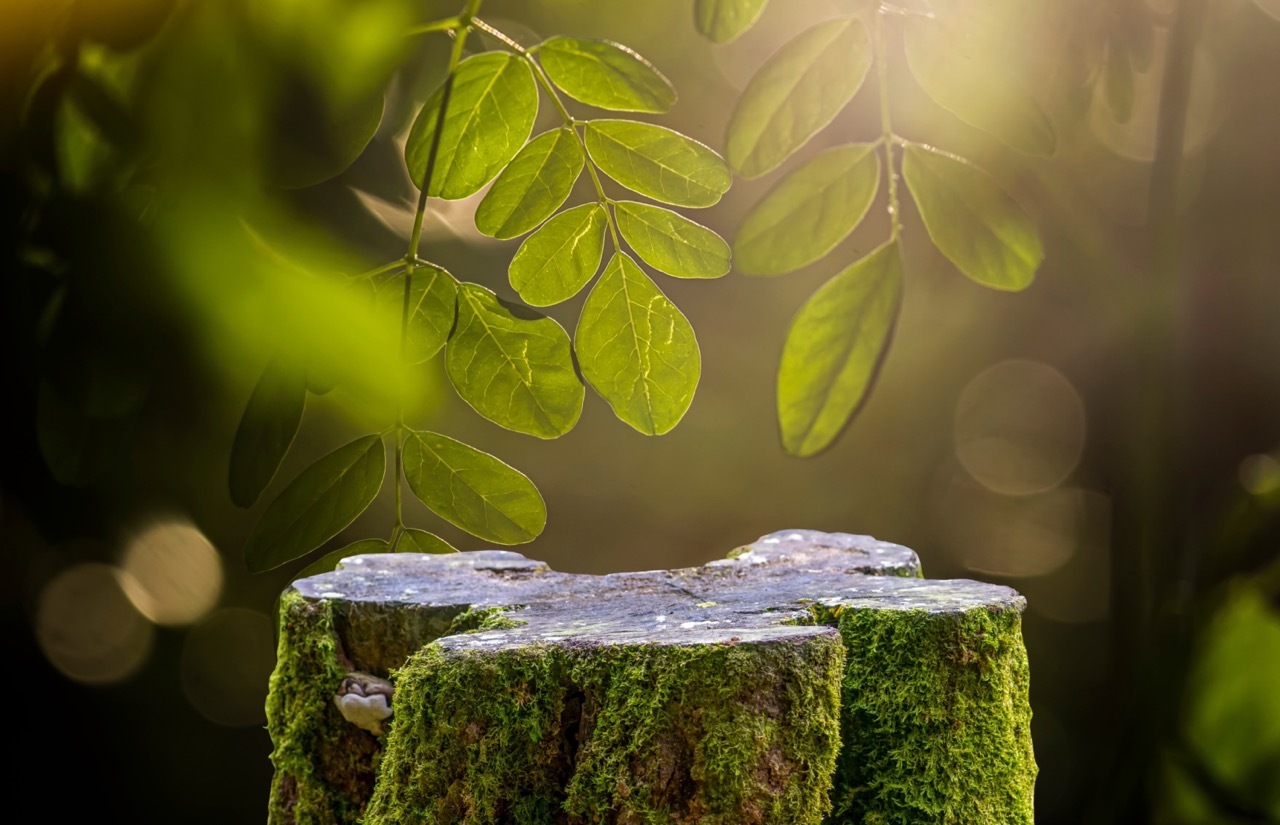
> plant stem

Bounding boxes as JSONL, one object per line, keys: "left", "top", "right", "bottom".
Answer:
{"left": 875, "top": 7, "right": 901, "bottom": 243}
{"left": 393, "top": 0, "right": 483, "bottom": 549}
{"left": 472, "top": 17, "right": 623, "bottom": 252}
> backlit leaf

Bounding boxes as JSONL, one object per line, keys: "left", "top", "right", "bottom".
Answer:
{"left": 229, "top": 358, "right": 307, "bottom": 508}
{"left": 904, "top": 18, "right": 1056, "bottom": 156}
{"left": 295, "top": 538, "right": 388, "bottom": 581}
{"left": 405, "top": 52, "right": 538, "bottom": 198}
{"left": 778, "top": 242, "right": 902, "bottom": 457}
{"left": 902, "top": 144, "right": 1042, "bottom": 291}
{"left": 375, "top": 264, "right": 457, "bottom": 363}
{"left": 538, "top": 37, "right": 676, "bottom": 113}
{"left": 734, "top": 142, "right": 880, "bottom": 276}
{"left": 475, "top": 127, "right": 584, "bottom": 239}
{"left": 695, "top": 0, "right": 770, "bottom": 44}
{"left": 403, "top": 430, "right": 546, "bottom": 544}
{"left": 726, "top": 18, "right": 871, "bottom": 179}
{"left": 584, "top": 119, "right": 731, "bottom": 207}
{"left": 575, "top": 252, "right": 700, "bottom": 435}
{"left": 244, "top": 434, "right": 386, "bottom": 572}
{"left": 614, "top": 201, "right": 730, "bottom": 279}
{"left": 446, "top": 283, "right": 584, "bottom": 438}
{"left": 397, "top": 528, "right": 456, "bottom": 554}
{"left": 509, "top": 203, "right": 608, "bottom": 306}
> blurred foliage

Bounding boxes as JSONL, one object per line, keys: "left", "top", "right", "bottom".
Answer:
{"left": 2, "top": 0, "right": 1280, "bottom": 823}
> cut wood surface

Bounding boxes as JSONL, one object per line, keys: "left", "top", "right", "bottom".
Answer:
{"left": 267, "top": 530, "right": 1035, "bottom": 824}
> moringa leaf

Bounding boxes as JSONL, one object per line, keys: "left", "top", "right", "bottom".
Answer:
{"left": 584, "top": 119, "right": 731, "bottom": 207}
{"left": 375, "top": 264, "right": 457, "bottom": 363}
{"left": 403, "top": 430, "right": 546, "bottom": 544}
{"left": 695, "top": 0, "right": 770, "bottom": 44}
{"left": 295, "top": 538, "right": 388, "bottom": 580}
{"left": 725, "top": 18, "right": 872, "bottom": 179}
{"left": 244, "top": 434, "right": 386, "bottom": 572}
{"left": 614, "top": 201, "right": 730, "bottom": 279}
{"left": 509, "top": 203, "right": 609, "bottom": 306}
{"left": 537, "top": 37, "right": 676, "bottom": 113}
{"left": 575, "top": 252, "right": 700, "bottom": 435}
{"left": 778, "top": 242, "right": 902, "bottom": 457}
{"left": 475, "top": 127, "right": 584, "bottom": 239}
{"left": 230, "top": 357, "right": 307, "bottom": 508}
{"left": 446, "top": 283, "right": 584, "bottom": 438}
{"left": 903, "top": 17, "right": 1056, "bottom": 156}
{"left": 405, "top": 52, "right": 538, "bottom": 198}
{"left": 901, "top": 144, "right": 1042, "bottom": 291}
{"left": 397, "top": 528, "right": 456, "bottom": 554}
{"left": 734, "top": 142, "right": 880, "bottom": 276}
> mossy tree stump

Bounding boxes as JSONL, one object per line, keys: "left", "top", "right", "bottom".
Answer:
{"left": 267, "top": 530, "right": 1035, "bottom": 824}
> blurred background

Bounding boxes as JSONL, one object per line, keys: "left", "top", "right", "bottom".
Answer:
{"left": 2, "top": 0, "right": 1278, "bottom": 821}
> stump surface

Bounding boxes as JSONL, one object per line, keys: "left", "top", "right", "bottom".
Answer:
{"left": 266, "top": 530, "right": 1035, "bottom": 824}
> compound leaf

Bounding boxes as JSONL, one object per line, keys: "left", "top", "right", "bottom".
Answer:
{"left": 244, "top": 434, "right": 386, "bottom": 572}
{"left": 229, "top": 358, "right": 306, "bottom": 508}
{"left": 476, "top": 127, "right": 584, "bottom": 239}
{"left": 726, "top": 18, "right": 872, "bottom": 179}
{"left": 615, "top": 201, "right": 730, "bottom": 279}
{"left": 538, "top": 37, "right": 676, "bottom": 113}
{"left": 405, "top": 52, "right": 538, "bottom": 198}
{"left": 584, "top": 119, "right": 731, "bottom": 207}
{"left": 446, "top": 283, "right": 583, "bottom": 438}
{"left": 397, "top": 528, "right": 456, "bottom": 554}
{"left": 375, "top": 264, "right": 457, "bottom": 363}
{"left": 902, "top": 144, "right": 1042, "bottom": 291}
{"left": 778, "top": 242, "right": 902, "bottom": 457}
{"left": 575, "top": 252, "right": 700, "bottom": 435}
{"left": 695, "top": 0, "right": 770, "bottom": 44}
{"left": 403, "top": 430, "right": 546, "bottom": 544}
{"left": 509, "top": 203, "right": 609, "bottom": 306}
{"left": 735, "top": 142, "right": 880, "bottom": 276}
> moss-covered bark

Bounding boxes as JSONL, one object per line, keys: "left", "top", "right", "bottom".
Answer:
{"left": 824, "top": 604, "right": 1035, "bottom": 824}
{"left": 364, "top": 632, "right": 845, "bottom": 825}
{"left": 267, "top": 592, "right": 384, "bottom": 825}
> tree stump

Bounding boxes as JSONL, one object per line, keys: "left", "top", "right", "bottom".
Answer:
{"left": 266, "top": 530, "right": 1035, "bottom": 824}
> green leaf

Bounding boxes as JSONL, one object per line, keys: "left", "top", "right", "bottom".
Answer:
{"left": 509, "top": 203, "right": 608, "bottom": 306}
{"left": 244, "top": 434, "right": 386, "bottom": 572}
{"left": 475, "top": 128, "right": 584, "bottom": 239}
{"left": 901, "top": 144, "right": 1042, "bottom": 291}
{"left": 734, "top": 142, "right": 880, "bottom": 276}
{"left": 903, "top": 18, "right": 1056, "bottom": 156}
{"left": 614, "top": 201, "right": 730, "bottom": 279}
{"left": 295, "top": 538, "right": 388, "bottom": 581}
{"left": 537, "top": 37, "right": 676, "bottom": 113}
{"left": 405, "top": 52, "right": 538, "bottom": 199}
{"left": 229, "top": 358, "right": 307, "bottom": 508}
{"left": 778, "top": 242, "right": 902, "bottom": 457}
{"left": 695, "top": 0, "right": 770, "bottom": 44}
{"left": 575, "top": 252, "right": 700, "bottom": 435}
{"left": 403, "top": 430, "right": 546, "bottom": 544}
{"left": 584, "top": 119, "right": 731, "bottom": 207}
{"left": 375, "top": 264, "right": 457, "bottom": 363}
{"left": 725, "top": 18, "right": 872, "bottom": 179}
{"left": 446, "top": 283, "right": 584, "bottom": 438}
{"left": 397, "top": 528, "right": 456, "bottom": 554}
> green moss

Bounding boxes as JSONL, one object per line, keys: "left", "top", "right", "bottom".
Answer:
{"left": 444, "top": 605, "right": 526, "bottom": 635}
{"left": 364, "top": 633, "right": 845, "bottom": 824}
{"left": 823, "top": 605, "right": 1036, "bottom": 825}
{"left": 266, "top": 591, "right": 384, "bottom": 825}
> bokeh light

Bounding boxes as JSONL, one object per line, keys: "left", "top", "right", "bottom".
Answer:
{"left": 120, "top": 519, "right": 223, "bottom": 627}
{"left": 954, "top": 360, "right": 1086, "bottom": 497}
{"left": 180, "top": 608, "right": 278, "bottom": 727}
{"left": 1238, "top": 452, "right": 1280, "bottom": 497}
{"left": 35, "top": 563, "right": 154, "bottom": 685}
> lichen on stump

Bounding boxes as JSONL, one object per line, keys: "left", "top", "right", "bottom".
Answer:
{"left": 265, "top": 530, "right": 1036, "bottom": 824}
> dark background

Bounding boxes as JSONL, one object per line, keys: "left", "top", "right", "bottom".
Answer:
{"left": 2, "top": 0, "right": 1278, "bottom": 821}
